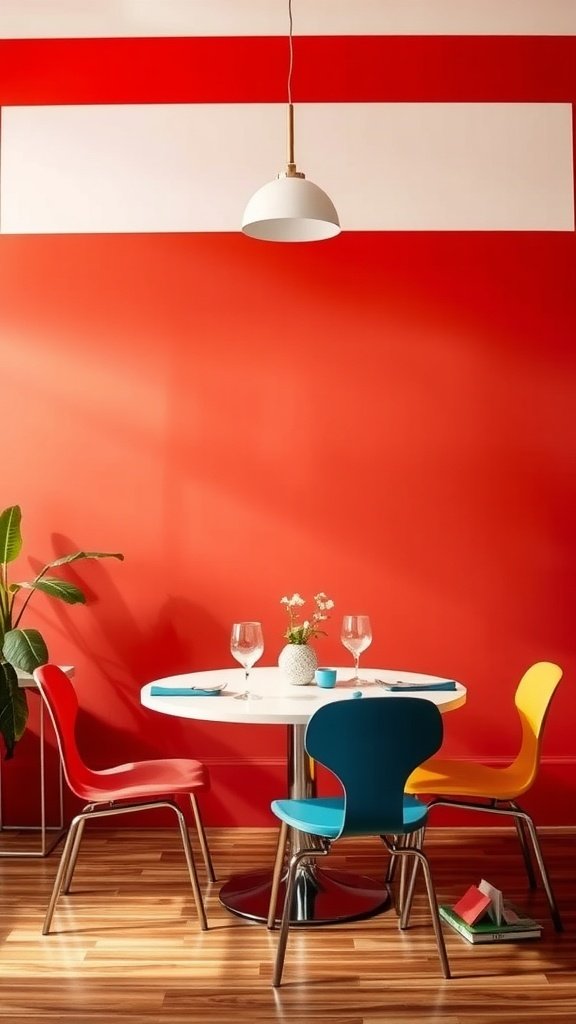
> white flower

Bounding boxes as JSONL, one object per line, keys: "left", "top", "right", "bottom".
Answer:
{"left": 281, "top": 590, "right": 334, "bottom": 644}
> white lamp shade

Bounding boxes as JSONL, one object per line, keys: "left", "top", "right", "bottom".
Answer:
{"left": 241, "top": 175, "right": 340, "bottom": 242}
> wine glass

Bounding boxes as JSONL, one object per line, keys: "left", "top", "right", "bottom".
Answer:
{"left": 230, "top": 621, "right": 264, "bottom": 700}
{"left": 341, "top": 615, "right": 372, "bottom": 685}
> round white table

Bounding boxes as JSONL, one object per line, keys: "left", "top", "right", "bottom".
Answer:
{"left": 141, "top": 666, "right": 466, "bottom": 926}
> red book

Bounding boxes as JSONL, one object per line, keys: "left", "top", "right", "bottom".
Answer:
{"left": 452, "top": 885, "right": 492, "bottom": 926}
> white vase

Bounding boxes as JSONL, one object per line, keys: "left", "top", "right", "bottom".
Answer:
{"left": 278, "top": 644, "right": 318, "bottom": 686}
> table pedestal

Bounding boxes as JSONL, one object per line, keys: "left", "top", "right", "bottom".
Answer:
{"left": 219, "top": 865, "right": 389, "bottom": 925}
{"left": 219, "top": 723, "right": 391, "bottom": 925}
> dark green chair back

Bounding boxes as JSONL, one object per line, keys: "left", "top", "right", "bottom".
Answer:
{"left": 305, "top": 697, "right": 443, "bottom": 837}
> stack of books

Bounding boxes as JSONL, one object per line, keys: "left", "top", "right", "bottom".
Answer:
{"left": 439, "top": 879, "right": 542, "bottom": 944}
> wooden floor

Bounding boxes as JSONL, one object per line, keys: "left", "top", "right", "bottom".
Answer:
{"left": 0, "top": 826, "right": 574, "bottom": 1023}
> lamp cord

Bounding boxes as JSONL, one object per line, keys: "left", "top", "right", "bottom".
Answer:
{"left": 285, "top": 0, "right": 298, "bottom": 172}
{"left": 287, "top": 0, "right": 294, "bottom": 106}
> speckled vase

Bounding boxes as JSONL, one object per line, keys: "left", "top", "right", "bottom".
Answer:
{"left": 278, "top": 644, "right": 318, "bottom": 685}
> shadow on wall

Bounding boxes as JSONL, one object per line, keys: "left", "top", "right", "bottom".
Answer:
{"left": 14, "top": 537, "right": 282, "bottom": 826}
{"left": 25, "top": 534, "right": 240, "bottom": 748}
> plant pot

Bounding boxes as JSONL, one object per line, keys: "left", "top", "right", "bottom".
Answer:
{"left": 278, "top": 644, "right": 318, "bottom": 686}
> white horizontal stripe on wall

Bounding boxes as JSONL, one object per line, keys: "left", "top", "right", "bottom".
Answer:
{"left": 1, "top": 0, "right": 576, "bottom": 38}
{"left": 1, "top": 103, "right": 573, "bottom": 233}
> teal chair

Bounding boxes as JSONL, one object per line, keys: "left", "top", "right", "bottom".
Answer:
{"left": 267, "top": 696, "right": 450, "bottom": 986}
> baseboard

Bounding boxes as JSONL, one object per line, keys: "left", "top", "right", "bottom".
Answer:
{"left": 4, "top": 754, "right": 576, "bottom": 829}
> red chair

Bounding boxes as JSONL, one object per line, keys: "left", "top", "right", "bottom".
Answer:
{"left": 34, "top": 664, "right": 213, "bottom": 935}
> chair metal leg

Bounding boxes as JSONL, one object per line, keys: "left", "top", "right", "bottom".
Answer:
{"left": 189, "top": 793, "right": 216, "bottom": 882}
{"left": 397, "top": 834, "right": 411, "bottom": 919}
{"left": 272, "top": 842, "right": 330, "bottom": 988}
{"left": 384, "top": 835, "right": 398, "bottom": 884}
{"left": 267, "top": 821, "right": 289, "bottom": 929}
{"left": 395, "top": 831, "right": 418, "bottom": 928}
{"left": 510, "top": 801, "right": 537, "bottom": 889}
{"left": 515, "top": 808, "right": 563, "bottom": 932}
{"left": 382, "top": 832, "right": 450, "bottom": 979}
{"left": 172, "top": 803, "right": 208, "bottom": 931}
{"left": 415, "top": 846, "right": 451, "bottom": 979}
{"left": 43, "top": 815, "right": 84, "bottom": 934}
{"left": 401, "top": 828, "right": 424, "bottom": 929}
{"left": 62, "top": 810, "right": 91, "bottom": 893}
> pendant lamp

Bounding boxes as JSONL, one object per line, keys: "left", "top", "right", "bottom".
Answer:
{"left": 241, "top": 0, "right": 340, "bottom": 242}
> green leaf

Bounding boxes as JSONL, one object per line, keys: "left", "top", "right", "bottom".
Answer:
{"left": 0, "top": 661, "right": 28, "bottom": 759}
{"left": 2, "top": 628, "right": 49, "bottom": 674}
{"left": 0, "top": 506, "right": 22, "bottom": 566}
{"left": 40, "top": 551, "right": 124, "bottom": 572}
{"left": 13, "top": 578, "right": 87, "bottom": 605}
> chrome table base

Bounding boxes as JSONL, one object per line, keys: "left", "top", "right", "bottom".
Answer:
{"left": 219, "top": 865, "right": 390, "bottom": 925}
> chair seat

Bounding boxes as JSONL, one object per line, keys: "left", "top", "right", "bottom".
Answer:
{"left": 271, "top": 794, "right": 429, "bottom": 838}
{"left": 406, "top": 758, "right": 529, "bottom": 801}
{"left": 80, "top": 757, "right": 209, "bottom": 803}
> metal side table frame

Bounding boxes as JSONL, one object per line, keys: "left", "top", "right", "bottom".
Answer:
{"left": 0, "top": 667, "right": 72, "bottom": 858}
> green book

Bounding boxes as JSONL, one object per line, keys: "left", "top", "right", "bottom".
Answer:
{"left": 439, "top": 905, "right": 542, "bottom": 944}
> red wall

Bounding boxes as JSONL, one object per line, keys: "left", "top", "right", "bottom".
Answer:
{"left": 0, "top": 36, "right": 575, "bottom": 827}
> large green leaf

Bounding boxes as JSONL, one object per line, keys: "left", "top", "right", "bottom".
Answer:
{"left": 0, "top": 661, "right": 28, "bottom": 759}
{"left": 2, "top": 628, "right": 49, "bottom": 674}
{"left": 40, "top": 551, "right": 124, "bottom": 572}
{"left": 0, "top": 506, "right": 22, "bottom": 566}
{"left": 12, "top": 578, "right": 87, "bottom": 604}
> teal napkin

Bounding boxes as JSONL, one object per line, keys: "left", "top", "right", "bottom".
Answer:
{"left": 386, "top": 680, "right": 457, "bottom": 692}
{"left": 150, "top": 685, "right": 221, "bottom": 697}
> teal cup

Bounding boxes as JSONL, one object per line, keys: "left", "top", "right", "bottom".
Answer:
{"left": 315, "top": 667, "right": 337, "bottom": 688}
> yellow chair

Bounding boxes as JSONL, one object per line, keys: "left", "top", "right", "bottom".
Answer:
{"left": 405, "top": 661, "right": 563, "bottom": 931}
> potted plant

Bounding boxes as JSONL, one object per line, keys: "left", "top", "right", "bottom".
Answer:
{"left": 0, "top": 504, "right": 123, "bottom": 758}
